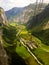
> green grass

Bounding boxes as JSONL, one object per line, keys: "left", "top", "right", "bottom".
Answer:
{"left": 33, "top": 47, "right": 49, "bottom": 65}
{"left": 32, "top": 29, "right": 49, "bottom": 45}
{"left": 40, "top": 44, "right": 49, "bottom": 52}
{"left": 3, "top": 22, "right": 49, "bottom": 65}
{"left": 16, "top": 45, "right": 30, "bottom": 58}
{"left": 32, "top": 35, "right": 42, "bottom": 44}
{"left": 20, "top": 30, "right": 28, "bottom": 35}
{"left": 10, "top": 23, "right": 16, "bottom": 26}
{"left": 31, "top": 35, "right": 49, "bottom": 65}
{"left": 26, "top": 56, "right": 38, "bottom": 65}
{"left": 16, "top": 43, "right": 38, "bottom": 65}
{"left": 32, "top": 35, "right": 49, "bottom": 52}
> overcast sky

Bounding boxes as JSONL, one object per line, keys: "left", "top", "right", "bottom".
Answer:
{"left": 0, "top": 0, "right": 49, "bottom": 11}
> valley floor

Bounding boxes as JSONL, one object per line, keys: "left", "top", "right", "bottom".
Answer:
{"left": 3, "top": 23, "right": 49, "bottom": 65}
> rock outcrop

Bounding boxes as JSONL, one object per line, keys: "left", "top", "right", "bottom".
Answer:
{"left": 0, "top": 7, "right": 8, "bottom": 65}
{"left": 0, "top": 7, "right": 8, "bottom": 25}
{"left": 0, "top": 43, "right": 8, "bottom": 65}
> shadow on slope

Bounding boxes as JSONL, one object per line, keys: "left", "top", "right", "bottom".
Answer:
{"left": 27, "top": 4, "right": 49, "bottom": 31}
{"left": 32, "top": 29, "right": 49, "bottom": 45}
{"left": 5, "top": 47, "right": 27, "bottom": 65}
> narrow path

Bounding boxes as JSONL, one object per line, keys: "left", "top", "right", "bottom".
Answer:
{"left": 20, "top": 38, "right": 43, "bottom": 65}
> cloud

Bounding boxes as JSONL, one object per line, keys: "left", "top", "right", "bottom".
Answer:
{"left": 44, "top": 0, "right": 49, "bottom": 3}
{"left": 0, "top": 0, "right": 32, "bottom": 11}
{"left": 0, "top": 0, "right": 49, "bottom": 11}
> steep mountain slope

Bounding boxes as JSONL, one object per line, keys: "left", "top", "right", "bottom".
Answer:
{"left": 17, "top": 3, "right": 46, "bottom": 24}
{"left": 5, "top": 3, "right": 46, "bottom": 23}
{"left": 5, "top": 7, "right": 24, "bottom": 20}
{"left": 27, "top": 4, "right": 49, "bottom": 31}
{"left": 0, "top": 7, "right": 8, "bottom": 65}
{"left": 26, "top": 4, "right": 49, "bottom": 45}
{"left": 13, "top": 4, "right": 35, "bottom": 23}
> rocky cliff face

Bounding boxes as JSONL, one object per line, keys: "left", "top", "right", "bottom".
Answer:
{"left": 27, "top": 4, "right": 49, "bottom": 31}
{"left": 0, "top": 7, "right": 8, "bottom": 65}
{"left": 0, "top": 7, "right": 8, "bottom": 25}
{"left": 6, "top": 3, "right": 47, "bottom": 24}
{"left": 0, "top": 43, "right": 8, "bottom": 65}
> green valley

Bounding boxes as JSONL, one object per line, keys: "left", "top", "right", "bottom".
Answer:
{"left": 0, "top": 2, "right": 49, "bottom": 65}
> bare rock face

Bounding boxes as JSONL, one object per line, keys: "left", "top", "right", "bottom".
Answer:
{"left": 0, "top": 43, "right": 8, "bottom": 65}
{"left": 0, "top": 7, "right": 8, "bottom": 65}
{"left": 0, "top": 7, "right": 8, "bottom": 25}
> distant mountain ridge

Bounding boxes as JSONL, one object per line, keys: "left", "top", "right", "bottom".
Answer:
{"left": 5, "top": 3, "right": 47, "bottom": 23}
{"left": 16, "top": 3, "right": 46, "bottom": 24}
{"left": 5, "top": 7, "right": 24, "bottom": 20}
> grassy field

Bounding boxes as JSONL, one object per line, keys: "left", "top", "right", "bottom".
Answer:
{"left": 16, "top": 42, "right": 38, "bottom": 65}
{"left": 32, "top": 29, "right": 49, "bottom": 45}
{"left": 32, "top": 35, "right": 49, "bottom": 65}
{"left": 32, "top": 35, "right": 49, "bottom": 52}
{"left": 33, "top": 47, "right": 49, "bottom": 65}
{"left": 4, "top": 22, "right": 49, "bottom": 65}
{"left": 15, "top": 23, "right": 49, "bottom": 65}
